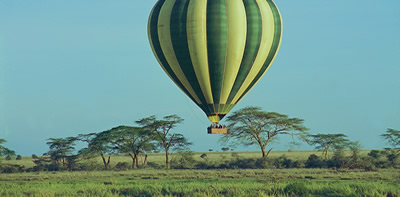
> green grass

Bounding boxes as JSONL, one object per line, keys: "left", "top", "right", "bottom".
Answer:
{"left": 1, "top": 169, "right": 399, "bottom": 196}
{"left": 1, "top": 150, "right": 397, "bottom": 196}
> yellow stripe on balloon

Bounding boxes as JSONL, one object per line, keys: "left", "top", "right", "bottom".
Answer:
{"left": 231, "top": 0, "right": 275, "bottom": 104}
{"left": 219, "top": 0, "right": 247, "bottom": 104}
{"left": 158, "top": 0, "right": 202, "bottom": 104}
{"left": 187, "top": 0, "right": 214, "bottom": 104}
{"left": 244, "top": 0, "right": 283, "bottom": 95}
{"left": 148, "top": 1, "right": 172, "bottom": 87}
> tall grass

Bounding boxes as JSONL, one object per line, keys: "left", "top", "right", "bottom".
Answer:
{"left": 1, "top": 169, "right": 399, "bottom": 196}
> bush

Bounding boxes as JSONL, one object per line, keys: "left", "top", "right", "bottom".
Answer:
{"left": 32, "top": 154, "right": 38, "bottom": 159}
{"left": 273, "top": 155, "right": 298, "bottom": 169}
{"left": 305, "top": 154, "right": 326, "bottom": 168}
{"left": 1, "top": 164, "right": 25, "bottom": 173}
{"left": 327, "top": 149, "right": 348, "bottom": 168}
{"left": 114, "top": 162, "right": 131, "bottom": 170}
{"left": 146, "top": 161, "right": 162, "bottom": 169}
{"left": 16, "top": 155, "right": 22, "bottom": 160}
{"left": 368, "top": 150, "right": 384, "bottom": 159}
{"left": 170, "top": 151, "right": 197, "bottom": 169}
{"left": 228, "top": 158, "right": 259, "bottom": 169}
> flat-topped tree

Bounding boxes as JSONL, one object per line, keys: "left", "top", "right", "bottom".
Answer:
{"left": 105, "top": 126, "right": 155, "bottom": 169}
{"left": 220, "top": 106, "right": 309, "bottom": 159}
{"left": 46, "top": 137, "right": 76, "bottom": 169}
{"left": 381, "top": 128, "right": 400, "bottom": 151}
{"left": 136, "top": 115, "right": 191, "bottom": 169}
{"left": 76, "top": 133, "right": 114, "bottom": 170}
{"left": 0, "top": 138, "right": 16, "bottom": 160}
{"left": 308, "top": 133, "right": 351, "bottom": 160}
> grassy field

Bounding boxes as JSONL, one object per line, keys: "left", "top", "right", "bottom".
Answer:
{"left": 1, "top": 168, "right": 399, "bottom": 196}
{"left": 1, "top": 150, "right": 399, "bottom": 196}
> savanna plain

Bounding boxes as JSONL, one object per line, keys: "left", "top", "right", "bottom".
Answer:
{"left": 1, "top": 151, "right": 399, "bottom": 197}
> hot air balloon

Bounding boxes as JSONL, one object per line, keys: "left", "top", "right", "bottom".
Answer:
{"left": 148, "top": 0, "right": 282, "bottom": 132}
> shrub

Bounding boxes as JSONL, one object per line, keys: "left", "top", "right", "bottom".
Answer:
{"left": 368, "top": 150, "right": 383, "bottom": 159}
{"left": 32, "top": 154, "right": 38, "bottom": 159}
{"left": 327, "top": 149, "right": 348, "bottom": 168}
{"left": 114, "top": 162, "right": 131, "bottom": 170}
{"left": 146, "top": 161, "right": 162, "bottom": 169}
{"left": 16, "top": 155, "right": 22, "bottom": 160}
{"left": 273, "top": 155, "right": 297, "bottom": 169}
{"left": 305, "top": 154, "right": 326, "bottom": 168}
{"left": 170, "top": 151, "right": 197, "bottom": 169}
{"left": 1, "top": 164, "right": 25, "bottom": 173}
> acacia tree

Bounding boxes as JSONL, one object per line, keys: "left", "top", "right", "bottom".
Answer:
{"left": 105, "top": 126, "right": 155, "bottom": 169}
{"left": 136, "top": 115, "right": 191, "bottom": 169}
{"left": 349, "top": 141, "right": 362, "bottom": 162}
{"left": 381, "top": 128, "right": 400, "bottom": 166}
{"left": 221, "top": 106, "right": 309, "bottom": 159}
{"left": 381, "top": 128, "right": 400, "bottom": 151}
{"left": 46, "top": 137, "right": 76, "bottom": 169}
{"left": 308, "top": 133, "right": 350, "bottom": 160}
{"left": 0, "top": 139, "right": 16, "bottom": 159}
{"left": 76, "top": 132, "right": 114, "bottom": 170}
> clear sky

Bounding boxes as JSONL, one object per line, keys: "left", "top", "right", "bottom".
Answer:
{"left": 1, "top": 0, "right": 399, "bottom": 156}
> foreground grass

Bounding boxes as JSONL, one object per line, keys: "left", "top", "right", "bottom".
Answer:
{"left": 1, "top": 169, "right": 399, "bottom": 197}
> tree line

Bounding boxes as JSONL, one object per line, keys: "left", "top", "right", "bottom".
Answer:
{"left": 1, "top": 106, "right": 399, "bottom": 172}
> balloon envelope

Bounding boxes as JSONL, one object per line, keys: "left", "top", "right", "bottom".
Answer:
{"left": 148, "top": 0, "right": 282, "bottom": 123}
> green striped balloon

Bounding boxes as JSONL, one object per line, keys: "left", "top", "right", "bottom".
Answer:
{"left": 148, "top": 0, "right": 282, "bottom": 123}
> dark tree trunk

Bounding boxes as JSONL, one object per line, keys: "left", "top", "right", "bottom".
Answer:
{"left": 261, "top": 148, "right": 266, "bottom": 158}
{"left": 100, "top": 153, "right": 109, "bottom": 169}
{"left": 134, "top": 153, "right": 140, "bottom": 169}
{"left": 129, "top": 153, "right": 136, "bottom": 169}
{"left": 107, "top": 156, "right": 111, "bottom": 168}
{"left": 265, "top": 148, "right": 273, "bottom": 158}
{"left": 144, "top": 154, "right": 148, "bottom": 166}
{"left": 165, "top": 149, "right": 170, "bottom": 169}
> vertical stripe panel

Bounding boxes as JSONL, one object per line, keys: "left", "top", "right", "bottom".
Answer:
{"left": 219, "top": 0, "right": 247, "bottom": 104}
{"left": 158, "top": 0, "right": 202, "bottom": 104}
{"left": 207, "top": 0, "right": 227, "bottom": 105}
{"left": 226, "top": 0, "right": 263, "bottom": 104}
{"left": 170, "top": 0, "right": 210, "bottom": 113}
{"left": 236, "top": 0, "right": 282, "bottom": 103}
{"left": 231, "top": 0, "right": 275, "bottom": 104}
{"left": 187, "top": 0, "right": 214, "bottom": 105}
{"left": 148, "top": 0, "right": 198, "bottom": 104}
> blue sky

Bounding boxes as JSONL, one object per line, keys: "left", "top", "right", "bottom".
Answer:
{"left": 1, "top": 0, "right": 399, "bottom": 155}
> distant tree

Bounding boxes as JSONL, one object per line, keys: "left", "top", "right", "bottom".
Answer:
{"left": 46, "top": 137, "right": 77, "bottom": 169}
{"left": 308, "top": 133, "right": 351, "bottom": 160}
{"left": 105, "top": 126, "right": 155, "bottom": 169}
{"left": 0, "top": 139, "right": 16, "bottom": 159}
{"left": 16, "top": 155, "right": 22, "bottom": 160}
{"left": 76, "top": 132, "right": 114, "bottom": 170}
{"left": 208, "top": 149, "right": 213, "bottom": 152}
{"left": 136, "top": 115, "right": 191, "bottom": 169}
{"left": 221, "top": 107, "right": 309, "bottom": 159}
{"left": 349, "top": 141, "right": 362, "bottom": 162}
{"left": 221, "top": 147, "right": 229, "bottom": 152}
{"left": 381, "top": 128, "right": 400, "bottom": 151}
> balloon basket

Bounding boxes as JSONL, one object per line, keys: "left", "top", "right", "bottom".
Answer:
{"left": 207, "top": 127, "right": 227, "bottom": 134}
